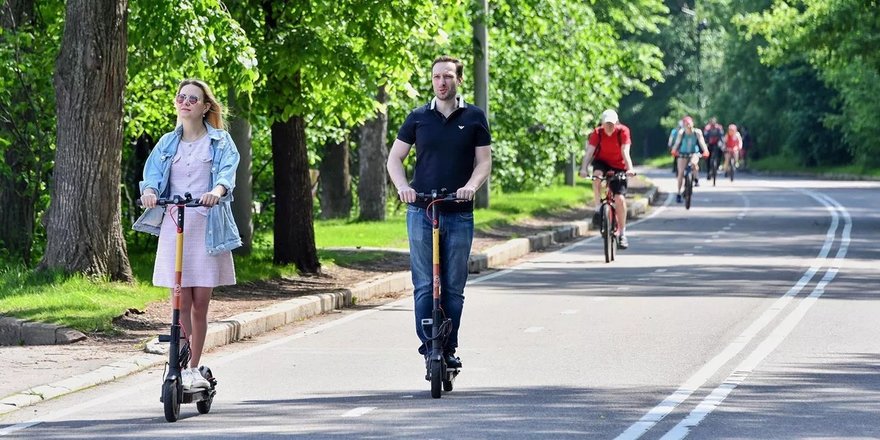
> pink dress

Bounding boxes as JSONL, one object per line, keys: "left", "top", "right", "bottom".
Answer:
{"left": 152, "top": 134, "right": 236, "bottom": 288}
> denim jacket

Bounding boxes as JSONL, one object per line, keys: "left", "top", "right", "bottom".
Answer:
{"left": 132, "top": 122, "right": 243, "bottom": 255}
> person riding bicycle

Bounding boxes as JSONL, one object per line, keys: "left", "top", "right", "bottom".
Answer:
{"left": 703, "top": 117, "right": 724, "bottom": 179}
{"left": 671, "top": 116, "right": 710, "bottom": 203}
{"left": 578, "top": 109, "right": 636, "bottom": 249}
{"left": 386, "top": 55, "right": 492, "bottom": 372}
{"left": 723, "top": 124, "right": 743, "bottom": 176}
{"left": 667, "top": 119, "right": 683, "bottom": 175}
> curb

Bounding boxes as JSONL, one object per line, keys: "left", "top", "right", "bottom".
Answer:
{"left": 0, "top": 182, "right": 659, "bottom": 415}
{"left": 0, "top": 316, "right": 87, "bottom": 347}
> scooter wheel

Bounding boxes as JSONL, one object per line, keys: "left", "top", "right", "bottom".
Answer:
{"left": 162, "top": 380, "right": 181, "bottom": 422}
{"left": 443, "top": 378, "right": 453, "bottom": 392}
{"left": 196, "top": 396, "right": 213, "bottom": 414}
{"left": 430, "top": 360, "right": 443, "bottom": 398}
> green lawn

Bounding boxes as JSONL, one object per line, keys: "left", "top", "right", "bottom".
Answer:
{"left": 750, "top": 154, "right": 880, "bottom": 177}
{"left": 0, "top": 179, "right": 594, "bottom": 333}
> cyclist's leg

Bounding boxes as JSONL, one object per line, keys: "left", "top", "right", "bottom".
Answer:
{"left": 612, "top": 176, "right": 628, "bottom": 236}
{"left": 691, "top": 153, "right": 701, "bottom": 175}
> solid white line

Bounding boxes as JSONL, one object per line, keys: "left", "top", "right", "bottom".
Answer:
{"left": 524, "top": 326, "right": 544, "bottom": 333}
{"left": 613, "top": 189, "right": 838, "bottom": 440}
{"left": 560, "top": 309, "right": 579, "bottom": 315}
{"left": 341, "top": 406, "right": 377, "bottom": 418}
{"left": 660, "top": 191, "right": 851, "bottom": 440}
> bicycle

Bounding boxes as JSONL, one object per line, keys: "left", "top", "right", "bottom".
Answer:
{"left": 724, "top": 150, "right": 737, "bottom": 182}
{"left": 415, "top": 189, "right": 466, "bottom": 398}
{"left": 138, "top": 192, "right": 217, "bottom": 422}
{"left": 592, "top": 172, "right": 629, "bottom": 263}
{"left": 675, "top": 152, "right": 702, "bottom": 210}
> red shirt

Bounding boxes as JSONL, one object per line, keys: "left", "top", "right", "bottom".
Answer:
{"left": 589, "top": 124, "right": 631, "bottom": 170}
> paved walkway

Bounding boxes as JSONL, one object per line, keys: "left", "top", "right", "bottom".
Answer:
{"left": 0, "top": 183, "right": 658, "bottom": 416}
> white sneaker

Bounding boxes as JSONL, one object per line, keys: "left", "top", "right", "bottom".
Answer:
{"left": 190, "top": 367, "right": 210, "bottom": 389}
{"left": 180, "top": 368, "right": 194, "bottom": 389}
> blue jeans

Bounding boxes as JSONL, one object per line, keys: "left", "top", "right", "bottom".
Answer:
{"left": 406, "top": 205, "right": 474, "bottom": 356}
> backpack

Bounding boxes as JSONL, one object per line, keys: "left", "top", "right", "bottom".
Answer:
{"left": 595, "top": 126, "right": 623, "bottom": 157}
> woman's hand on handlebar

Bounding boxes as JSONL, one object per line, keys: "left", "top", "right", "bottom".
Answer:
{"left": 199, "top": 187, "right": 224, "bottom": 207}
{"left": 397, "top": 186, "right": 417, "bottom": 204}
{"left": 140, "top": 190, "right": 158, "bottom": 209}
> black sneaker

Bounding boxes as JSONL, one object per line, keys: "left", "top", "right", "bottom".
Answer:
{"left": 694, "top": 178, "right": 700, "bottom": 187}
{"left": 444, "top": 352, "right": 462, "bottom": 369}
{"left": 591, "top": 211, "right": 601, "bottom": 227}
{"left": 676, "top": 194, "right": 683, "bottom": 203}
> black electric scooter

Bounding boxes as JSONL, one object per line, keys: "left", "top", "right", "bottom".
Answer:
{"left": 415, "top": 190, "right": 464, "bottom": 398}
{"left": 139, "top": 192, "right": 217, "bottom": 422}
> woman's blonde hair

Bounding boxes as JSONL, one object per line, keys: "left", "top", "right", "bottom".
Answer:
{"left": 177, "top": 78, "right": 225, "bottom": 130}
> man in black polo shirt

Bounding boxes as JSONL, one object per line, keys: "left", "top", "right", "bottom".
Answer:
{"left": 386, "top": 55, "right": 492, "bottom": 372}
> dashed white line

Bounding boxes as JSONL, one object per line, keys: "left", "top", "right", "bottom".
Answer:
{"left": 342, "top": 407, "right": 377, "bottom": 418}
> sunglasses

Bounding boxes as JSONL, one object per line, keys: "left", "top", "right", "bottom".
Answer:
{"left": 175, "top": 93, "right": 202, "bottom": 105}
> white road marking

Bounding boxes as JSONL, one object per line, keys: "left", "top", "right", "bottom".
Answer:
{"left": 593, "top": 297, "right": 609, "bottom": 302}
{"left": 342, "top": 406, "right": 377, "bottom": 418}
{"left": 524, "top": 327, "right": 544, "bottom": 333}
{"left": 655, "top": 269, "right": 668, "bottom": 273}
{"left": 659, "top": 191, "right": 851, "bottom": 440}
{"left": 694, "top": 246, "right": 703, "bottom": 249}
{"left": 722, "top": 226, "right": 731, "bottom": 231}
{"left": 683, "top": 253, "right": 694, "bottom": 257}
{"left": 614, "top": 189, "right": 840, "bottom": 440}
{"left": 704, "top": 239, "right": 713, "bottom": 243}
{"left": 560, "top": 309, "right": 579, "bottom": 315}
{"left": 617, "top": 287, "right": 631, "bottom": 291}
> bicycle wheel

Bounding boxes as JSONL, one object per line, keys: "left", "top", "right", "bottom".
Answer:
{"left": 684, "top": 173, "right": 693, "bottom": 210}
{"left": 729, "top": 159, "right": 735, "bottom": 182}
{"left": 711, "top": 156, "right": 718, "bottom": 186}
{"left": 601, "top": 205, "right": 612, "bottom": 263}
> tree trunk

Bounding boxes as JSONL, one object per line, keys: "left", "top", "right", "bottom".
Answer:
{"left": 40, "top": 0, "right": 132, "bottom": 282}
{"left": 318, "top": 136, "right": 351, "bottom": 219}
{"left": 271, "top": 74, "right": 320, "bottom": 273}
{"left": 0, "top": 0, "right": 36, "bottom": 265}
{"left": 472, "top": 0, "right": 491, "bottom": 208}
{"left": 228, "top": 86, "right": 253, "bottom": 255}
{"left": 357, "top": 85, "right": 388, "bottom": 221}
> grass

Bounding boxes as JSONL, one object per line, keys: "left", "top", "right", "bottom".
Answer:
{"left": 0, "top": 179, "right": 595, "bottom": 333}
{"left": 643, "top": 154, "right": 675, "bottom": 169}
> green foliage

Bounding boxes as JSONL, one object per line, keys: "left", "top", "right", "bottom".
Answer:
{"left": 0, "top": 1, "right": 65, "bottom": 264}
{"left": 741, "top": 0, "right": 880, "bottom": 166}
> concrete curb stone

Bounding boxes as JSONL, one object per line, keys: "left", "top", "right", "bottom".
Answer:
{"left": 0, "top": 182, "right": 659, "bottom": 415}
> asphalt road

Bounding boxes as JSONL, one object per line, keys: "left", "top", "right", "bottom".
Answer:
{"left": 2, "top": 170, "right": 878, "bottom": 439}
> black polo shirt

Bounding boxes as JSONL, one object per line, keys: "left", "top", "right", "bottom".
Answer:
{"left": 397, "top": 96, "right": 492, "bottom": 212}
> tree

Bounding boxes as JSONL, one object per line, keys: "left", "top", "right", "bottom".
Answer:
{"left": 40, "top": 0, "right": 133, "bottom": 281}
{"left": 0, "top": 0, "right": 61, "bottom": 265}
{"left": 357, "top": 86, "right": 388, "bottom": 221}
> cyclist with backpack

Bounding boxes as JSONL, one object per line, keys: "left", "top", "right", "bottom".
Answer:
{"left": 703, "top": 117, "right": 724, "bottom": 179}
{"left": 579, "top": 109, "right": 636, "bottom": 249}
{"left": 671, "top": 116, "right": 710, "bottom": 203}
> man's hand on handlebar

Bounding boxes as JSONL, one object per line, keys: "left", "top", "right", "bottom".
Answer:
{"left": 456, "top": 186, "right": 477, "bottom": 201}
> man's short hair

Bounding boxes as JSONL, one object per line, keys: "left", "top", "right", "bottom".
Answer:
{"left": 432, "top": 55, "right": 464, "bottom": 79}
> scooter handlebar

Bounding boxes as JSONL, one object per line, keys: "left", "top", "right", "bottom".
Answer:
{"left": 136, "top": 192, "right": 204, "bottom": 208}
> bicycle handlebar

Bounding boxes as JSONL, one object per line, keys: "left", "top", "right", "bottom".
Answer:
{"left": 136, "top": 192, "right": 204, "bottom": 208}
{"left": 591, "top": 171, "right": 634, "bottom": 181}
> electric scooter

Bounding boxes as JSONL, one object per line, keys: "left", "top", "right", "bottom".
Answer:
{"left": 139, "top": 192, "right": 217, "bottom": 422}
{"left": 415, "top": 190, "right": 464, "bottom": 398}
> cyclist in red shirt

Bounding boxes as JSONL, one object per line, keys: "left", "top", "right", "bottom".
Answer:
{"left": 578, "top": 109, "right": 636, "bottom": 249}
{"left": 723, "top": 124, "right": 743, "bottom": 176}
